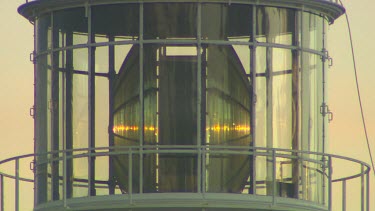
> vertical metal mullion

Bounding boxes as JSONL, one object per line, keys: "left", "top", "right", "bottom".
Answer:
{"left": 139, "top": 3, "right": 144, "bottom": 194}
{"left": 32, "top": 18, "right": 37, "bottom": 209}
{"left": 266, "top": 36, "right": 274, "bottom": 196}
{"left": 51, "top": 12, "right": 60, "bottom": 201}
{"left": 291, "top": 10, "right": 300, "bottom": 199}
{"left": 15, "top": 159, "right": 19, "bottom": 211}
{"left": 87, "top": 5, "right": 96, "bottom": 197}
{"left": 342, "top": 180, "right": 346, "bottom": 211}
{"left": 322, "top": 15, "right": 327, "bottom": 156}
{"left": 250, "top": 5, "right": 257, "bottom": 195}
{"left": 322, "top": 17, "right": 328, "bottom": 207}
{"left": 65, "top": 31, "right": 73, "bottom": 199}
{"left": 63, "top": 146, "right": 67, "bottom": 207}
{"left": 62, "top": 29, "right": 68, "bottom": 207}
{"left": 108, "top": 35, "right": 115, "bottom": 195}
{"left": 300, "top": 11, "right": 306, "bottom": 201}
{"left": 197, "top": 2, "right": 202, "bottom": 194}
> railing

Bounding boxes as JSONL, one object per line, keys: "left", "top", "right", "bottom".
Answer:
{"left": 0, "top": 146, "right": 370, "bottom": 211}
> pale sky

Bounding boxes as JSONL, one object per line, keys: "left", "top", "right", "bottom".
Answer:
{"left": 0, "top": 0, "right": 373, "bottom": 210}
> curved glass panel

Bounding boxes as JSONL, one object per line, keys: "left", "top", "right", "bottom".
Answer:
{"left": 205, "top": 45, "right": 252, "bottom": 193}
{"left": 144, "top": 3, "right": 197, "bottom": 39}
{"left": 202, "top": 4, "right": 252, "bottom": 40}
{"left": 54, "top": 8, "right": 88, "bottom": 45}
{"left": 256, "top": 7, "right": 296, "bottom": 45}
{"left": 113, "top": 45, "right": 141, "bottom": 193}
{"left": 92, "top": 4, "right": 139, "bottom": 41}
{"left": 255, "top": 47, "right": 299, "bottom": 197}
{"left": 301, "top": 52, "right": 324, "bottom": 202}
{"left": 302, "top": 13, "right": 323, "bottom": 51}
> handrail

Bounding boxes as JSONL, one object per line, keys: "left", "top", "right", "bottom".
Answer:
{"left": 1, "top": 146, "right": 370, "bottom": 182}
{"left": 0, "top": 146, "right": 370, "bottom": 211}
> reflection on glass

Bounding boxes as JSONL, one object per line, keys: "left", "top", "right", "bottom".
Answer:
{"left": 54, "top": 8, "right": 88, "bottom": 45}
{"left": 113, "top": 45, "right": 141, "bottom": 193}
{"left": 301, "top": 53, "right": 324, "bottom": 202}
{"left": 144, "top": 3, "right": 197, "bottom": 39}
{"left": 92, "top": 4, "right": 139, "bottom": 39}
{"left": 255, "top": 47, "right": 299, "bottom": 197}
{"left": 256, "top": 7, "right": 295, "bottom": 45}
{"left": 202, "top": 4, "right": 252, "bottom": 40}
{"left": 205, "top": 45, "right": 252, "bottom": 193}
{"left": 302, "top": 13, "right": 323, "bottom": 50}
{"left": 72, "top": 74, "right": 89, "bottom": 197}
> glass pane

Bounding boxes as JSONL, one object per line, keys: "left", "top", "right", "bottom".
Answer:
{"left": 301, "top": 53, "right": 323, "bottom": 153}
{"left": 302, "top": 13, "right": 323, "bottom": 51}
{"left": 72, "top": 74, "right": 88, "bottom": 149}
{"left": 158, "top": 153, "right": 197, "bottom": 192}
{"left": 54, "top": 8, "right": 88, "bottom": 45}
{"left": 206, "top": 152, "right": 252, "bottom": 193}
{"left": 144, "top": 3, "right": 197, "bottom": 39}
{"left": 113, "top": 44, "right": 140, "bottom": 193}
{"left": 73, "top": 48, "right": 88, "bottom": 72}
{"left": 92, "top": 4, "right": 139, "bottom": 40}
{"left": 158, "top": 46, "right": 198, "bottom": 146}
{"left": 72, "top": 156, "right": 88, "bottom": 197}
{"left": 255, "top": 47, "right": 298, "bottom": 149}
{"left": 255, "top": 151, "right": 273, "bottom": 195}
{"left": 115, "top": 44, "right": 133, "bottom": 73}
{"left": 95, "top": 46, "right": 109, "bottom": 73}
{"left": 95, "top": 76, "right": 109, "bottom": 148}
{"left": 143, "top": 45, "right": 158, "bottom": 146}
{"left": 256, "top": 7, "right": 296, "bottom": 45}
{"left": 204, "top": 45, "right": 251, "bottom": 193}
{"left": 202, "top": 4, "right": 252, "bottom": 40}
{"left": 95, "top": 156, "right": 109, "bottom": 196}
{"left": 275, "top": 156, "right": 298, "bottom": 198}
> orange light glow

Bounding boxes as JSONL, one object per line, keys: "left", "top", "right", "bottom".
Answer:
{"left": 206, "top": 124, "right": 251, "bottom": 132}
{"left": 113, "top": 124, "right": 250, "bottom": 133}
{"left": 113, "top": 125, "right": 157, "bottom": 133}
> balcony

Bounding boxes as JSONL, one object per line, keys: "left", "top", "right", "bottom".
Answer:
{"left": 0, "top": 146, "right": 370, "bottom": 211}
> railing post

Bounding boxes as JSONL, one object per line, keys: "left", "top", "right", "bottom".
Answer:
{"left": 342, "top": 180, "right": 346, "bottom": 211}
{"left": 201, "top": 146, "right": 205, "bottom": 194}
{"left": 328, "top": 156, "right": 332, "bottom": 211}
{"left": 0, "top": 174, "right": 4, "bottom": 211}
{"left": 366, "top": 169, "right": 370, "bottom": 211}
{"left": 63, "top": 150, "right": 67, "bottom": 207}
{"left": 15, "top": 159, "right": 19, "bottom": 211}
{"left": 128, "top": 148, "right": 133, "bottom": 204}
{"left": 361, "top": 164, "right": 364, "bottom": 211}
{"left": 272, "top": 149, "right": 276, "bottom": 205}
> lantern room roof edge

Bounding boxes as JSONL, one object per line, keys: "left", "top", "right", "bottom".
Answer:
{"left": 18, "top": 0, "right": 345, "bottom": 24}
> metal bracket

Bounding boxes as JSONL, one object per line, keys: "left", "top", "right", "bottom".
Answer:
{"left": 30, "top": 160, "right": 35, "bottom": 172}
{"left": 320, "top": 103, "right": 334, "bottom": 122}
{"left": 29, "top": 105, "right": 35, "bottom": 119}
{"left": 29, "top": 51, "right": 36, "bottom": 64}
{"left": 322, "top": 49, "right": 333, "bottom": 67}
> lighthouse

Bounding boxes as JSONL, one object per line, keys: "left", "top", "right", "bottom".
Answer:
{"left": 0, "top": 0, "right": 370, "bottom": 210}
